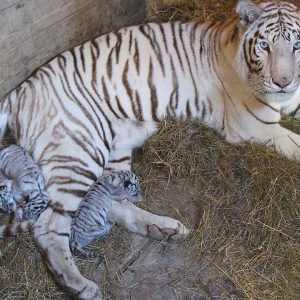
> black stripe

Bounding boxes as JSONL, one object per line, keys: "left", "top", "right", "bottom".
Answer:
{"left": 244, "top": 103, "right": 279, "bottom": 125}
{"left": 133, "top": 39, "right": 140, "bottom": 75}
{"left": 171, "top": 22, "right": 184, "bottom": 72}
{"left": 148, "top": 58, "right": 159, "bottom": 122}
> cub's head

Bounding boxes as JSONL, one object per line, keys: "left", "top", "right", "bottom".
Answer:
{"left": 236, "top": 0, "right": 300, "bottom": 102}
{"left": 0, "top": 177, "right": 15, "bottom": 213}
{"left": 105, "top": 171, "right": 142, "bottom": 203}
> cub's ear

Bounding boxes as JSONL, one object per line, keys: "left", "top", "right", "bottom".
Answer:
{"left": 236, "top": 0, "right": 262, "bottom": 27}
{"left": 5, "top": 179, "right": 13, "bottom": 189}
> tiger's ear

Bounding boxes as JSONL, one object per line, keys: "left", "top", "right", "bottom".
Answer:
{"left": 4, "top": 179, "right": 13, "bottom": 189}
{"left": 236, "top": 0, "right": 262, "bottom": 27}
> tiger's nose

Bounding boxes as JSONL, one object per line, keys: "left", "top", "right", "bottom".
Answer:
{"left": 272, "top": 76, "right": 292, "bottom": 89}
{"left": 7, "top": 202, "right": 16, "bottom": 211}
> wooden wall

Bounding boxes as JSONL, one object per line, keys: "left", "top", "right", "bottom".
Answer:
{"left": 0, "top": 0, "right": 146, "bottom": 99}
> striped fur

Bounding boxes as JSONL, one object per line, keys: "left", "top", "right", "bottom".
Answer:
{"left": 1, "top": 1, "right": 300, "bottom": 299}
{"left": 0, "top": 219, "right": 34, "bottom": 238}
{"left": 0, "top": 145, "right": 49, "bottom": 220}
{"left": 70, "top": 171, "right": 142, "bottom": 259}
{"left": 0, "top": 169, "right": 14, "bottom": 213}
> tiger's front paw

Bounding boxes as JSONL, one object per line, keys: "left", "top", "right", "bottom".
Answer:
{"left": 147, "top": 221, "right": 190, "bottom": 241}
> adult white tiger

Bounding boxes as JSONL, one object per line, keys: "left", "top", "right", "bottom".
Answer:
{"left": 1, "top": 0, "right": 300, "bottom": 299}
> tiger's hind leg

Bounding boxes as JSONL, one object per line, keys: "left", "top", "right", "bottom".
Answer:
{"left": 32, "top": 207, "right": 102, "bottom": 300}
{"left": 104, "top": 145, "right": 190, "bottom": 241}
{"left": 104, "top": 161, "right": 190, "bottom": 241}
{"left": 109, "top": 201, "right": 190, "bottom": 241}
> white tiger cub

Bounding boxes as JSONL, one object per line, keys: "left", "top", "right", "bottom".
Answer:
{"left": 70, "top": 171, "right": 142, "bottom": 259}
{"left": 0, "top": 170, "right": 14, "bottom": 213}
{"left": 1, "top": 0, "right": 300, "bottom": 299}
{"left": 0, "top": 145, "right": 49, "bottom": 221}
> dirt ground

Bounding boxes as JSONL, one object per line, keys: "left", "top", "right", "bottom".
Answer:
{"left": 1, "top": 0, "right": 300, "bottom": 299}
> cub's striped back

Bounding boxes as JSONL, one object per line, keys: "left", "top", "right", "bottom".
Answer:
{"left": 70, "top": 171, "right": 142, "bottom": 259}
{"left": 0, "top": 145, "right": 49, "bottom": 220}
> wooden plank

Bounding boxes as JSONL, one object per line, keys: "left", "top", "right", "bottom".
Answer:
{"left": 0, "top": 0, "right": 23, "bottom": 12}
{"left": 0, "top": 1, "right": 92, "bottom": 52}
{"left": 0, "top": 0, "right": 146, "bottom": 99}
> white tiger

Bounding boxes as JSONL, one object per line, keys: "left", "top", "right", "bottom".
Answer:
{"left": 1, "top": 0, "right": 300, "bottom": 299}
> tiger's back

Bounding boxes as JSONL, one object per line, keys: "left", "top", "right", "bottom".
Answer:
{"left": 1, "top": 20, "right": 233, "bottom": 208}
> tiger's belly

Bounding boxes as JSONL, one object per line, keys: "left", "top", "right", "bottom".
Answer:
{"left": 9, "top": 99, "right": 112, "bottom": 212}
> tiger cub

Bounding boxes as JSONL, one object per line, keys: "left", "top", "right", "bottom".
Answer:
{"left": 70, "top": 171, "right": 142, "bottom": 259}
{"left": 0, "top": 145, "right": 49, "bottom": 221}
{"left": 0, "top": 170, "right": 14, "bottom": 214}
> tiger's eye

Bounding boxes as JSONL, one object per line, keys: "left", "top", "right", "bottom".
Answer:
{"left": 0, "top": 186, "right": 6, "bottom": 191}
{"left": 294, "top": 41, "right": 300, "bottom": 50}
{"left": 123, "top": 180, "right": 131, "bottom": 188}
{"left": 259, "top": 41, "right": 269, "bottom": 50}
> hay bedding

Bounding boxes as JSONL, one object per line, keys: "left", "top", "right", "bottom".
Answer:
{"left": 1, "top": 0, "right": 300, "bottom": 299}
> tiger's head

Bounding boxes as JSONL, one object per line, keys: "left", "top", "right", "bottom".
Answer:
{"left": 0, "top": 178, "right": 15, "bottom": 213}
{"left": 236, "top": 0, "right": 300, "bottom": 103}
{"left": 105, "top": 171, "right": 143, "bottom": 203}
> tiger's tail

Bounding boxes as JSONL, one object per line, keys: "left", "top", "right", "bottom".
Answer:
{"left": 0, "top": 219, "right": 34, "bottom": 238}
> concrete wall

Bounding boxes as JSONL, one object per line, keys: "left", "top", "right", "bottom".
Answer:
{"left": 0, "top": 0, "right": 146, "bottom": 99}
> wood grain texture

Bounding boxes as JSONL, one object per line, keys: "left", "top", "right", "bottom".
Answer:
{"left": 0, "top": 0, "right": 146, "bottom": 99}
